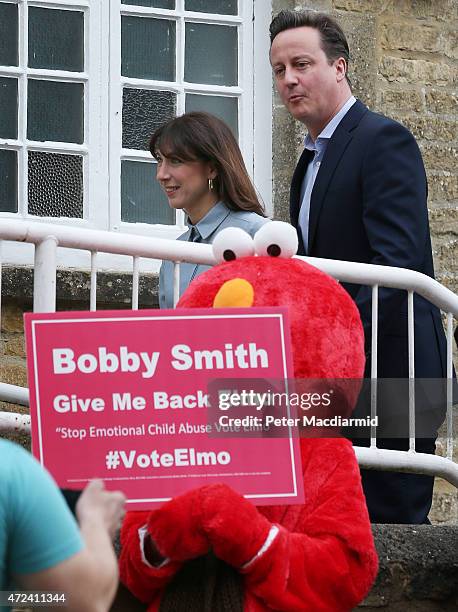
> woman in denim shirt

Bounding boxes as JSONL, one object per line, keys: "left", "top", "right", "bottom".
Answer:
{"left": 150, "top": 112, "right": 269, "bottom": 308}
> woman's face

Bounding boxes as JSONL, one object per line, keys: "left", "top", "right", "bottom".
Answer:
{"left": 156, "top": 151, "right": 218, "bottom": 223}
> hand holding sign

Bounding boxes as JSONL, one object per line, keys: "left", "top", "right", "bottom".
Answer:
{"left": 140, "top": 482, "right": 273, "bottom": 568}
{"left": 147, "top": 488, "right": 209, "bottom": 562}
{"left": 200, "top": 483, "right": 272, "bottom": 568}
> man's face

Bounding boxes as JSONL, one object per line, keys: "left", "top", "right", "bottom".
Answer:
{"left": 270, "top": 26, "right": 345, "bottom": 133}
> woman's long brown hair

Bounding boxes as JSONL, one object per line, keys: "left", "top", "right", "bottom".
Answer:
{"left": 149, "top": 112, "right": 266, "bottom": 217}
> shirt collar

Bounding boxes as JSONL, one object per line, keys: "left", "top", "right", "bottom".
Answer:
{"left": 186, "top": 201, "right": 230, "bottom": 240}
{"left": 304, "top": 95, "right": 356, "bottom": 150}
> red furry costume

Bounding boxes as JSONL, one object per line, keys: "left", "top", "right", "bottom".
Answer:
{"left": 119, "top": 226, "right": 378, "bottom": 611}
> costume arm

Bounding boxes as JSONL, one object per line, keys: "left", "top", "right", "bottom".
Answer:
{"left": 355, "top": 121, "right": 429, "bottom": 343}
{"left": 241, "top": 442, "right": 378, "bottom": 612}
{"left": 119, "top": 511, "right": 182, "bottom": 604}
{"left": 119, "top": 488, "right": 210, "bottom": 604}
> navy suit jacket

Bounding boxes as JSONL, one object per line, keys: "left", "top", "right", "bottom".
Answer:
{"left": 290, "top": 100, "right": 446, "bottom": 381}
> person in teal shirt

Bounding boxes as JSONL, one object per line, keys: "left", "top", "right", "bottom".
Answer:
{"left": 149, "top": 112, "right": 270, "bottom": 308}
{"left": 0, "top": 439, "right": 125, "bottom": 611}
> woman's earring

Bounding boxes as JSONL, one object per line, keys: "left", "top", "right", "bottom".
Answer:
{"left": 208, "top": 178, "right": 214, "bottom": 191}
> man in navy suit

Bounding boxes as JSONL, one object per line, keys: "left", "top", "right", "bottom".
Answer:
{"left": 269, "top": 10, "right": 447, "bottom": 524}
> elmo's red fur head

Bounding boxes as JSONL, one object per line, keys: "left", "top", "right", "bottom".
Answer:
{"left": 178, "top": 223, "right": 365, "bottom": 387}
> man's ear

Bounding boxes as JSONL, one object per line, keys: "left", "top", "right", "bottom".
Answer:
{"left": 335, "top": 57, "right": 347, "bottom": 83}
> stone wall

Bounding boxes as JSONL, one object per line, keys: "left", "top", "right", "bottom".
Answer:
{"left": 272, "top": 0, "right": 458, "bottom": 296}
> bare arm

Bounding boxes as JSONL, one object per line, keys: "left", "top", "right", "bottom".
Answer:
{"left": 16, "top": 480, "right": 125, "bottom": 612}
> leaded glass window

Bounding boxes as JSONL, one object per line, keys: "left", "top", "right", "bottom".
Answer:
{"left": 0, "top": 0, "right": 85, "bottom": 219}
{"left": 118, "top": 0, "right": 244, "bottom": 227}
{"left": 0, "top": 0, "right": 270, "bottom": 249}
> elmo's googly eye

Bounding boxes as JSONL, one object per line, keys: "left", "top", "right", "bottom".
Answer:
{"left": 254, "top": 221, "right": 298, "bottom": 258}
{"left": 212, "top": 227, "right": 255, "bottom": 263}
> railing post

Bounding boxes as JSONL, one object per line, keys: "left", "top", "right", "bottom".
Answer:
{"left": 408, "top": 290, "right": 416, "bottom": 451}
{"left": 173, "top": 261, "right": 180, "bottom": 307}
{"left": 34, "top": 237, "right": 58, "bottom": 313}
{"left": 370, "top": 284, "right": 378, "bottom": 448}
{"left": 446, "top": 312, "right": 454, "bottom": 460}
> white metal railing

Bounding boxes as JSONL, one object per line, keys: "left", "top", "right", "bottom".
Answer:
{"left": 0, "top": 219, "right": 456, "bottom": 487}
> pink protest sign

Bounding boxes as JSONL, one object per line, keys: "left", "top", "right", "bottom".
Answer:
{"left": 24, "top": 308, "right": 303, "bottom": 509}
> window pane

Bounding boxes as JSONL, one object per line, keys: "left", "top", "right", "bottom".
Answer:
{"left": 121, "top": 160, "right": 173, "bottom": 224}
{"left": 122, "top": 17, "right": 175, "bottom": 81}
{"left": 28, "top": 8, "right": 84, "bottom": 72}
{"left": 0, "top": 149, "right": 17, "bottom": 212}
{"left": 27, "top": 80, "right": 84, "bottom": 144}
{"left": 0, "top": 77, "right": 18, "bottom": 139}
{"left": 28, "top": 152, "right": 83, "bottom": 218}
{"left": 185, "top": 23, "right": 237, "bottom": 85}
{"left": 185, "top": 0, "right": 237, "bottom": 15}
{"left": 186, "top": 94, "right": 237, "bottom": 137}
{"left": 123, "top": 89, "right": 176, "bottom": 150}
{"left": 0, "top": 2, "right": 18, "bottom": 66}
{"left": 122, "top": 0, "right": 175, "bottom": 7}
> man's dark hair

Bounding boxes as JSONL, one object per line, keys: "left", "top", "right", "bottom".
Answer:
{"left": 270, "top": 10, "right": 351, "bottom": 85}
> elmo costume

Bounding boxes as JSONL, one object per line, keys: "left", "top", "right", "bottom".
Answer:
{"left": 119, "top": 223, "right": 378, "bottom": 611}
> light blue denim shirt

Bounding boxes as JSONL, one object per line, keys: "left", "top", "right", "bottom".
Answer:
{"left": 159, "top": 201, "right": 269, "bottom": 308}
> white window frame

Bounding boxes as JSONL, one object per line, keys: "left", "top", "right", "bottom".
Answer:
{"left": 0, "top": 0, "right": 273, "bottom": 267}
{"left": 0, "top": 0, "right": 106, "bottom": 228}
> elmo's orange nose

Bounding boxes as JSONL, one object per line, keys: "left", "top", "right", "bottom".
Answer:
{"left": 213, "top": 278, "right": 254, "bottom": 308}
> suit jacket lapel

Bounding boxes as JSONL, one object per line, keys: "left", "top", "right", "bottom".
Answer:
{"left": 289, "top": 148, "right": 313, "bottom": 255}
{"left": 308, "top": 100, "right": 368, "bottom": 253}
{"left": 290, "top": 148, "right": 314, "bottom": 228}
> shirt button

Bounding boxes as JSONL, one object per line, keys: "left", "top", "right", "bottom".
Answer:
{"left": 315, "top": 161, "right": 321, "bottom": 167}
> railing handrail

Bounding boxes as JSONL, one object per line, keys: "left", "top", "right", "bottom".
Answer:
{"left": 0, "top": 219, "right": 456, "bottom": 491}
{"left": 0, "top": 219, "right": 457, "bottom": 316}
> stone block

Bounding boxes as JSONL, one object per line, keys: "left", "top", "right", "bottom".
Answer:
{"left": 273, "top": 103, "right": 298, "bottom": 221}
{"left": 431, "top": 478, "right": 458, "bottom": 525}
{"left": 420, "top": 143, "right": 458, "bottom": 172}
{"left": 429, "top": 205, "right": 458, "bottom": 227}
{"left": 428, "top": 173, "right": 458, "bottom": 203}
{"left": 274, "top": 0, "right": 295, "bottom": 12}
{"left": 1, "top": 303, "right": 27, "bottom": 334}
{"left": 380, "top": 23, "right": 441, "bottom": 53}
{"left": 333, "top": 0, "right": 458, "bottom": 17}
{"left": 443, "top": 29, "right": 458, "bottom": 60}
{"left": 379, "top": 89, "right": 423, "bottom": 113}
{"left": 436, "top": 272, "right": 458, "bottom": 297}
{"left": 379, "top": 56, "right": 457, "bottom": 87}
{"left": 294, "top": 0, "right": 332, "bottom": 10}
{"left": 425, "top": 89, "right": 458, "bottom": 115}
{"left": 392, "top": 115, "right": 458, "bottom": 142}
{"left": 0, "top": 361, "right": 28, "bottom": 388}
{"left": 1, "top": 267, "right": 160, "bottom": 308}
{"left": 1, "top": 268, "right": 33, "bottom": 301}
{"left": 432, "top": 241, "right": 458, "bottom": 277}
{"left": 428, "top": 207, "right": 457, "bottom": 299}
{"left": 333, "top": 0, "right": 393, "bottom": 12}
{"left": 335, "top": 11, "right": 377, "bottom": 108}
{"left": 361, "top": 525, "right": 458, "bottom": 610}
{"left": 1, "top": 334, "right": 25, "bottom": 359}
{"left": 410, "top": 0, "right": 458, "bottom": 22}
